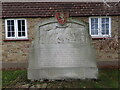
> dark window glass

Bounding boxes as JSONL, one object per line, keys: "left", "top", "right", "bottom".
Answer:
{"left": 11, "top": 32, "right": 15, "bottom": 37}
{"left": 91, "top": 30, "right": 94, "bottom": 35}
{"left": 18, "top": 24, "right": 21, "bottom": 31}
{"left": 22, "top": 32, "right": 25, "bottom": 36}
{"left": 7, "top": 20, "right": 10, "bottom": 25}
{"left": 95, "top": 30, "right": 98, "bottom": 34}
{"left": 91, "top": 18, "right": 98, "bottom": 35}
{"left": 106, "top": 30, "right": 109, "bottom": 34}
{"left": 22, "top": 20, "right": 25, "bottom": 25}
{"left": 102, "top": 24, "right": 105, "bottom": 29}
{"left": 8, "top": 26, "right": 10, "bottom": 31}
{"left": 22, "top": 26, "right": 25, "bottom": 31}
{"left": 102, "top": 18, "right": 106, "bottom": 23}
{"left": 8, "top": 32, "right": 11, "bottom": 37}
{"left": 7, "top": 20, "right": 15, "bottom": 37}
{"left": 106, "top": 18, "right": 109, "bottom": 24}
{"left": 91, "top": 18, "right": 94, "bottom": 23}
{"left": 17, "top": 20, "right": 26, "bottom": 37}
{"left": 11, "top": 20, "right": 14, "bottom": 25}
{"left": 11, "top": 26, "right": 14, "bottom": 31}
{"left": 18, "top": 20, "right": 21, "bottom": 31}
{"left": 102, "top": 30, "right": 105, "bottom": 35}
{"left": 95, "top": 18, "right": 98, "bottom": 23}
{"left": 95, "top": 24, "right": 98, "bottom": 29}
{"left": 106, "top": 24, "right": 109, "bottom": 29}
{"left": 18, "top": 32, "right": 21, "bottom": 37}
{"left": 18, "top": 20, "right": 21, "bottom": 26}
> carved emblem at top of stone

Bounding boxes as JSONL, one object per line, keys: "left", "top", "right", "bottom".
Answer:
{"left": 55, "top": 12, "right": 69, "bottom": 25}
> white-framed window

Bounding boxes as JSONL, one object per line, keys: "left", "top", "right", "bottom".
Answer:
{"left": 89, "top": 17, "right": 111, "bottom": 38}
{"left": 5, "top": 19, "right": 28, "bottom": 39}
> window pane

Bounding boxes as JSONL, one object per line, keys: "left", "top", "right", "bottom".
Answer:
{"left": 18, "top": 20, "right": 21, "bottom": 25}
{"left": 102, "top": 18, "right": 106, "bottom": 23}
{"left": 22, "top": 26, "right": 25, "bottom": 31}
{"left": 11, "top": 32, "right": 15, "bottom": 37}
{"left": 95, "top": 18, "right": 98, "bottom": 23}
{"left": 102, "top": 18, "right": 109, "bottom": 24}
{"left": 8, "top": 32, "right": 11, "bottom": 37}
{"left": 18, "top": 32, "right": 21, "bottom": 37}
{"left": 101, "top": 19, "right": 109, "bottom": 35}
{"left": 102, "top": 30, "right": 105, "bottom": 35}
{"left": 91, "top": 18, "right": 94, "bottom": 23}
{"left": 101, "top": 18, "right": 110, "bottom": 35}
{"left": 106, "top": 24, "right": 109, "bottom": 29}
{"left": 101, "top": 24, "right": 105, "bottom": 35}
{"left": 11, "top": 26, "right": 14, "bottom": 31}
{"left": 7, "top": 20, "right": 10, "bottom": 25}
{"left": 95, "top": 30, "right": 98, "bottom": 34}
{"left": 22, "top": 20, "right": 25, "bottom": 25}
{"left": 91, "top": 18, "right": 98, "bottom": 23}
{"left": 8, "top": 32, "right": 14, "bottom": 37}
{"left": 22, "top": 32, "right": 25, "bottom": 36}
{"left": 95, "top": 24, "right": 98, "bottom": 29}
{"left": 7, "top": 20, "right": 14, "bottom": 25}
{"left": 91, "top": 24, "right": 95, "bottom": 29}
{"left": 91, "top": 30, "right": 94, "bottom": 35}
{"left": 11, "top": 20, "right": 14, "bottom": 25}
{"left": 102, "top": 24, "right": 105, "bottom": 29}
{"left": 21, "top": 20, "right": 25, "bottom": 31}
{"left": 106, "top": 18, "right": 109, "bottom": 24}
{"left": 7, "top": 20, "right": 15, "bottom": 37}
{"left": 7, "top": 26, "right": 10, "bottom": 31}
{"left": 91, "top": 18, "right": 98, "bottom": 35}
{"left": 18, "top": 20, "right": 21, "bottom": 31}
{"left": 106, "top": 30, "right": 109, "bottom": 34}
{"left": 18, "top": 24, "right": 21, "bottom": 31}
{"left": 17, "top": 20, "right": 26, "bottom": 37}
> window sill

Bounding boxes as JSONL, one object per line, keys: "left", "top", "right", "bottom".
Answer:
{"left": 3, "top": 39, "right": 30, "bottom": 42}
{"left": 92, "top": 37, "right": 112, "bottom": 40}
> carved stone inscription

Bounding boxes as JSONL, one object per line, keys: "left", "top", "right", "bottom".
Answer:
{"left": 39, "top": 23, "right": 87, "bottom": 44}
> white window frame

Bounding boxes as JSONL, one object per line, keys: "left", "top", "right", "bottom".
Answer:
{"left": 5, "top": 19, "right": 28, "bottom": 40}
{"left": 89, "top": 17, "right": 111, "bottom": 38}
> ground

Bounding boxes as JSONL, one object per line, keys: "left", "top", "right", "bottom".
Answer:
{"left": 2, "top": 69, "right": 119, "bottom": 89}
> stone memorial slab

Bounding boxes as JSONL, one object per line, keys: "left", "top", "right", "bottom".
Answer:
{"left": 28, "top": 18, "right": 98, "bottom": 80}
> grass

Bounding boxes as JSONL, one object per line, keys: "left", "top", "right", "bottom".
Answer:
{"left": 2, "top": 70, "right": 27, "bottom": 87}
{"left": 2, "top": 69, "right": 119, "bottom": 88}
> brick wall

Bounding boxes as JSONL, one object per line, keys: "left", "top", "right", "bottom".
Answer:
{"left": 0, "top": 19, "right": 2, "bottom": 63}
{"left": 2, "top": 16, "right": 119, "bottom": 63}
{"left": 92, "top": 16, "right": 119, "bottom": 61}
{"left": 74, "top": 16, "right": 119, "bottom": 61}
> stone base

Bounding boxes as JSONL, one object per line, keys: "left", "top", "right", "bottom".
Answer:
{"left": 28, "top": 67, "right": 98, "bottom": 80}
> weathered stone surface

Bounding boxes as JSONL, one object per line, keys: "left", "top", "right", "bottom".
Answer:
{"left": 28, "top": 18, "right": 98, "bottom": 80}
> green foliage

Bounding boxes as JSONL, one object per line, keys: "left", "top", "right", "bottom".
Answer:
{"left": 2, "top": 70, "right": 27, "bottom": 87}
{"left": 2, "top": 69, "right": 119, "bottom": 88}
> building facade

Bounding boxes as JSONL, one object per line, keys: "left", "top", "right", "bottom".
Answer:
{"left": 1, "top": 2, "right": 120, "bottom": 68}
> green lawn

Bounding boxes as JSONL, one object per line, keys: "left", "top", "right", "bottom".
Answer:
{"left": 2, "top": 69, "right": 119, "bottom": 88}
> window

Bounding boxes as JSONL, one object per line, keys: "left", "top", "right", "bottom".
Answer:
{"left": 89, "top": 17, "right": 111, "bottom": 38}
{"left": 5, "top": 19, "right": 28, "bottom": 39}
